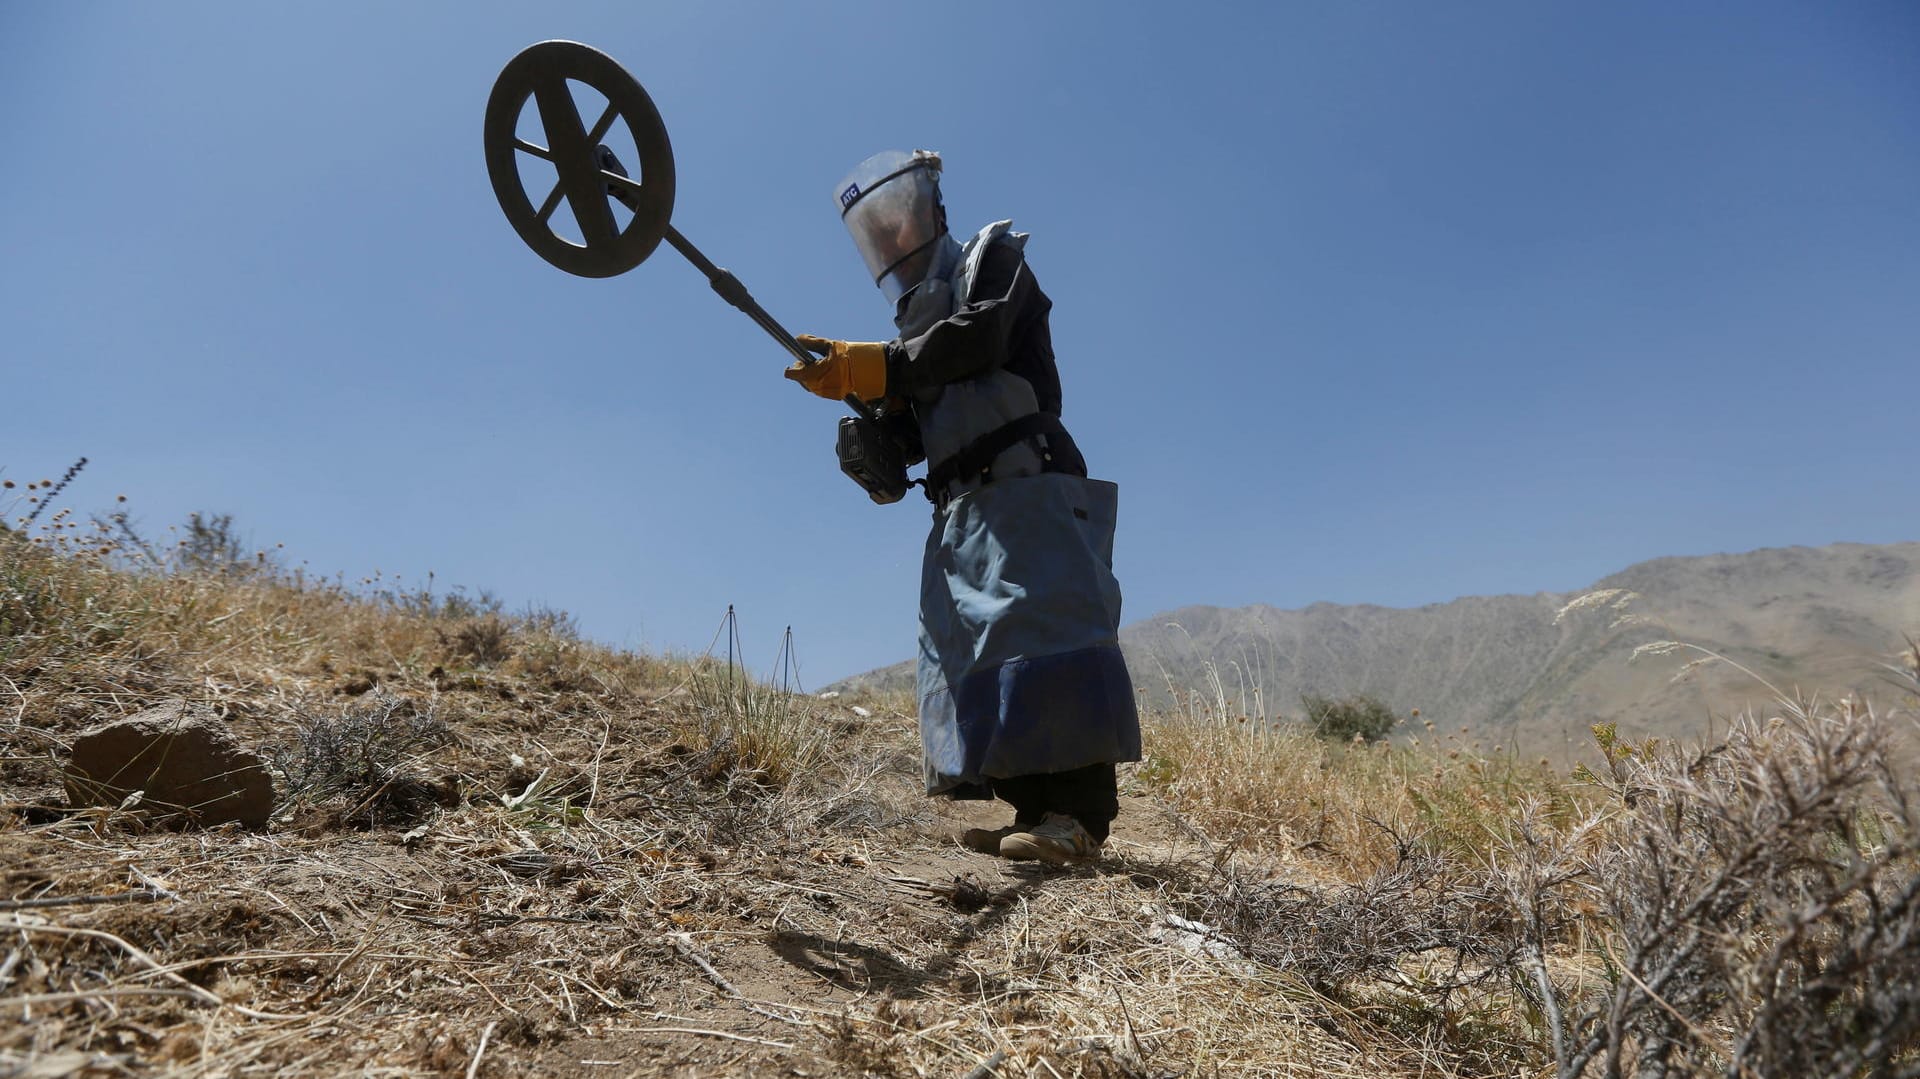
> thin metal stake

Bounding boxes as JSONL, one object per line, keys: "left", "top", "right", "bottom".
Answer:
{"left": 724, "top": 604, "right": 736, "bottom": 704}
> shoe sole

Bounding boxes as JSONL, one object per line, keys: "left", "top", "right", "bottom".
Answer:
{"left": 999, "top": 835, "right": 1099, "bottom": 864}
{"left": 960, "top": 828, "right": 1016, "bottom": 856}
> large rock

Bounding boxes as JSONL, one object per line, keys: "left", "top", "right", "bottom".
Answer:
{"left": 63, "top": 701, "right": 275, "bottom": 828}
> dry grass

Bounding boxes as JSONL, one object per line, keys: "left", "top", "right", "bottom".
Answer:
{"left": 4, "top": 499, "right": 1919, "bottom": 1076}
{"left": 1134, "top": 640, "right": 1920, "bottom": 1078}
{"left": 1140, "top": 709, "right": 1585, "bottom": 875}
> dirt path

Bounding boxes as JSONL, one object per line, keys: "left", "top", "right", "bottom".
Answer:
{"left": 522, "top": 794, "right": 1231, "bottom": 1076}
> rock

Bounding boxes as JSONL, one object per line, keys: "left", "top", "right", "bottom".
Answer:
{"left": 62, "top": 701, "right": 275, "bottom": 828}
{"left": 1145, "top": 905, "right": 1246, "bottom": 961}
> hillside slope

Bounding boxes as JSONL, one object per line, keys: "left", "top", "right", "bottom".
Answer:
{"left": 7, "top": 521, "right": 1919, "bottom": 1075}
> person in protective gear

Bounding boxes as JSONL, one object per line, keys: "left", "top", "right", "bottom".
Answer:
{"left": 786, "top": 150, "right": 1141, "bottom": 864}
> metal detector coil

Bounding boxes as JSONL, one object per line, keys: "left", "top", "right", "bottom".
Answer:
{"left": 483, "top": 38, "right": 856, "bottom": 395}
{"left": 484, "top": 41, "right": 675, "bottom": 278}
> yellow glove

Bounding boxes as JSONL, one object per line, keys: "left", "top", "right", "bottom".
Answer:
{"left": 785, "top": 335, "right": 888, "bottom": 401}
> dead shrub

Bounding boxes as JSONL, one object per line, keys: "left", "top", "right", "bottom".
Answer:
{"left": 1539, "top": 698, "right": 1920, "bottom": 1079}
{"left": 1199, "top": 830, "right": 1516, "bottom": 993}
{"left": 265, "top": 693, "right": 454, "bottom": 827}
{"left": 438, "top": 612, "right": 515, "bottom": 666}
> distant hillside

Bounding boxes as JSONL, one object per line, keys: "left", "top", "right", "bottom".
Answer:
{"left": 833, "top": 542, "right": 1920, "bottom": 756}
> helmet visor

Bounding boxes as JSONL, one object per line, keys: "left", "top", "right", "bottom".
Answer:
{"left": 835, "top": 150, "right": 944, "bottom": 303}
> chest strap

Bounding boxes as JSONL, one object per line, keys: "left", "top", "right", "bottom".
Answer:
{"left": 924, "top": 412, "right": 1070, "bottom": 497}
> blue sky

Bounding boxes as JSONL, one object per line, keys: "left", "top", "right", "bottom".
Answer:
{"left": 4, "top": 3, "right": 1916, "bottom": 684}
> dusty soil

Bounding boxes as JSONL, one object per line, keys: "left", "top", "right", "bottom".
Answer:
{"left": 3, "top": 685, "right": 1354, "bottom": 1078}
{"left": 515, "top": 796, "right": 1204, "bottom": 1077}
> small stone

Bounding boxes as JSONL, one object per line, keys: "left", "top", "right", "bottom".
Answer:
{"left": 63, "top": 701, "right": 275, "bottom": 828}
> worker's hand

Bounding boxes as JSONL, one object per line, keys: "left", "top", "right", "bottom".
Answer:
{"left": 785, "top": 335, "right": 888, "bottom": 402}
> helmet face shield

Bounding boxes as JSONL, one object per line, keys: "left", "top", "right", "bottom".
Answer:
{"left": 836, "top": 150, "right": 946, "bottom": 303}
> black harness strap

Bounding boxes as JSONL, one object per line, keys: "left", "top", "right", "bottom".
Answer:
{"left": 924, "top": 412, "right": 1072, "bottom": 502}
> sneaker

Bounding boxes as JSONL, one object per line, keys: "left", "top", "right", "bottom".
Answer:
{"left": 999, "top": 813, "right": 1101, "bottom": 864}
{"left": 959, "top": 824, "right": 1019, "bottom": 855}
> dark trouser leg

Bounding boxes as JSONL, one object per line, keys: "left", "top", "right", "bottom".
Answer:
{"left": 992, "top": 763, "right": 1118, "bottom": 844}
{"left": 1047, "top": 763, "right": 1118, "bottom": 844}
{"left": 986, "top": 774, "right": 1048, "bottom": 831}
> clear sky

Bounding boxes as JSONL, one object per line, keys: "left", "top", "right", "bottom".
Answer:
{"left": 4, "top": 3, "right": 1916, "bottom": 685}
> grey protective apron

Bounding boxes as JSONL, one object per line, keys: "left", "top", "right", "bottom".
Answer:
{"left": 908, "top": 224, "right": 1142, "bottom": 796}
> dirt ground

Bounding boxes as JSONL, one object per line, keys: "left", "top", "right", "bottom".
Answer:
{"left": 4, "top": 690, "right": 1358, "bottom": 1079}
{"left": 515, "top": 796, "right": 1204, "bottom": 1077}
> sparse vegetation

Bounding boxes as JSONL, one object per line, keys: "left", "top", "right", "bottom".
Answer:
{"left": 1140, "top": 639, "right": 1920, "bottom": 1077}
{"left": 3, "top": 476, "right": 1917, "bottom": 1076}
{"left": 176, "top": 511, "right": 252, "bottom": 575}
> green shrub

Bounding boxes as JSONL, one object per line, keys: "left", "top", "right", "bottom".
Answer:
{"left": 1301, "top": 692, "right": 1399, "bottom": 743}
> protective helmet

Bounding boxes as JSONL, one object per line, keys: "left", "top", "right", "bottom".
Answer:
{"left": 834, "top": 150, "right": 947, "bottom": 304}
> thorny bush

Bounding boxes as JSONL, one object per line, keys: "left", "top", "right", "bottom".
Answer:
{"left": 1546, "top": 691, "right": 1920, "bottom": 1079}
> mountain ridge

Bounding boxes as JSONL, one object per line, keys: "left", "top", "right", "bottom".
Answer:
{"left": 832, "top": 541, "right": 1920, "bottom": 756}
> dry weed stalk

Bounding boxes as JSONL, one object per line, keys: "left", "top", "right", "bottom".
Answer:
{"left": 1548, "top": 694, "right": 1920, "bottom": 1078}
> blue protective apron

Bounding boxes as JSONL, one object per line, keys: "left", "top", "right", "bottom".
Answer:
{"left": 903, "top": 223, "right": 1141, "bottom": 796}
{"left": 916, "top": 472, "right": 1142, "bottom": 794}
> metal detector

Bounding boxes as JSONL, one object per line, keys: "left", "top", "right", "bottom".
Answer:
{"left": 484, "top": 41, "right": 911, "bottom": 503}
{"left": 483, "top": 40, "right": 841, "bottom": 384}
